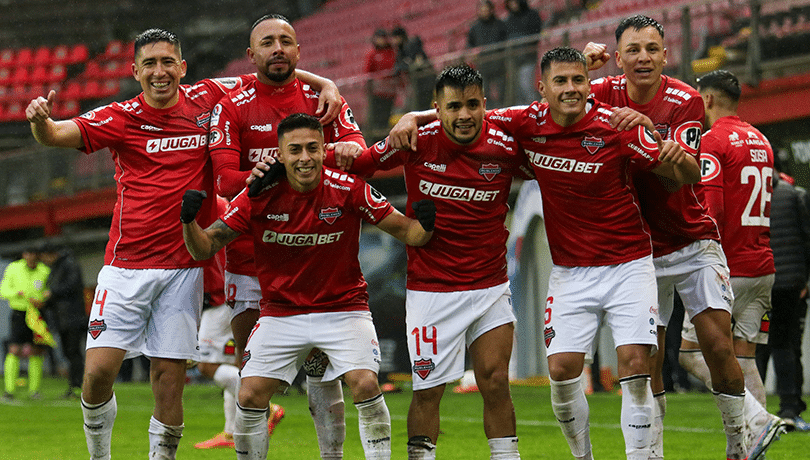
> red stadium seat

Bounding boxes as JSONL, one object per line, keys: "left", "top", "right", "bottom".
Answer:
{"left": 10, "top": 66, "right": 30, "bottom": 85}
{"left": 33, "top": 46, "right": 51, "bottom": 65}
{"left": 103, "top": 40, "right": 132, "bottom": 60}
{"left": 99, "top": 79, "right": 120, "bottom": 98}
{"left": 48, "top": 64, "right": 67, "bottom": 83}
{"left": 4, "top": 102, "right": 24, "bottom": 121}
{"left": 0, "top": 67, "right": 10, "bottom": 86}
{"left": 62, "top": 80, "right": 83, "bottom": 100}
{"left": 68, "top": 43, "right": 89, "bottom": 64}
{"left": 83, "top": 61, "right": 103, "bottom": 80}
{"left": 0, "top": 86, "right": 9, "bottom": 103}
{"left": 53, "top": 99, "right": 80, "bottom": 119}
{"left": 29, "top": 66, "right": 49, "bottom": 85}
{"left": 14, "top": 47, "right": 33, "bottom": 67}
{"left": 83, "top": 80, "right": 103, "bottom": 99}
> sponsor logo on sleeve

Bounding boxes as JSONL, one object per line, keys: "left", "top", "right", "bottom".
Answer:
{"left": 209, "top": 128, "right": 224, "bottom": 147}
{"left": 673, "top": 121, "right": 702, "bottom": 152}
{"left": 364, "top": 184, "right": 389, "bottom": 209}
{"left": 339, "top": 106, "right": 360, "bottom": 131}
{"left": 210, "top": 104, "right": 222, "bottom": 126}
{"left": 700, "top": 153, "right": 721, "bottom": 182}
{"left": 214, "top": 77, "right": 241, "bottom": 90}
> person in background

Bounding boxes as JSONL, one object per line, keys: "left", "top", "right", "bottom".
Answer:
{"left": 467, "top": 0, "right": 508, "bottom": 106}
{"left": 755, "top": 155, "right": 810, "bottom": 432}
{"left": 503, "top": 0, "right": 543, "bottom": 104}
{"left": 39, "top": 241, "right": 87, "bottom": 400}
{"left": 391, "top": 26, "right": 435, "bottom": 111}
{"left": 0, "top": 247, "right": 51, "bottom": 401}
{"left": 364, "top": 28, "right": 399, "bottom": 135}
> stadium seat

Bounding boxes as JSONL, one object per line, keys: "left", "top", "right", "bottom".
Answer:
{"left": 83, "top": 61, "right": 103, "bottom": 80}
{"left": 29, "top": 66, "right": 50, "bottom": 85}
{"left": 48, "top": 64, "right": 67, "bottom": 83}
{"left": 0, "top": 67, "right": 10, "bottom": 86}
{"left": 0, "top": 48, "right": 14, "bottom": 68}
{"left": 62, "top": 80, "right": 83, "bottom": 100}
{"left": 83, "top": 80, "right": 103, "bottom": 99}
{"left": 14, "top": 47, "right": 33, "bottom": 67}
{"left": 10, "top": 66, "right": 30, "bottom": 85}
{"left": 53, "top": 99, "right": 81, "bottom": 119}
{"left": 4, "top": 102, "right": 24, "bottom": 121}
{"left": 68, "top": 43, "right": 89, "bottom": 64}
{"left": 33, "top": 46, "right": 51, "bottom": 65}
{"left": 103, "top": 40, "right": 132, "bottom": 60}
{"left": 52, "top": 44, "right": 70, "bottom": 65}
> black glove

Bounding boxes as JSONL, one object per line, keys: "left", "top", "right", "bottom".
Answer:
{"left": 180, "top": 190, "right": 207, "bottom": 224}
{"left": 411, "top": 199, "right": 436, "bottom": 232}
{"left": 248, "top": 161, "right": 286, "bottom": 197}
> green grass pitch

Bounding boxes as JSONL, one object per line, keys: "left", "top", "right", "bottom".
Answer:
{"left": 0, "top": 377, "right": 807, "bottom": 459}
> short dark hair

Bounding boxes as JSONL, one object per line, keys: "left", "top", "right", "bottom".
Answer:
{"left": 277, "top": 113, "right": 324, "bottom": 142}
{"left": 434, "top": 64, "right": 483, "bottom": 97}
{"left": 540, "top": 46, "right": 587, "bottom": 75}
{"left": 615, "top": 14, "right": 665, "bottom": 43}
{"left": 251, "top": 14, "right": 291, "bottom": 32}
{"left": 696, "top": 70, "right": 741, "bottom": 102}
{"left": 134, "top": 28, "right": 181, "bottom": 60}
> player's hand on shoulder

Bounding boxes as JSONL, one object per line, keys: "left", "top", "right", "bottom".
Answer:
{"left": 583, "top": 42, "right": 610, "bottom": 70}
{"left": 327, "top": 141, "right": 363, "bottom": 171}
{"left": 411, "top": 199, "right": 436, "bottom": 232}
{"left": 316, "top": 83, "right": 341, "bottom": 125}
{"left": 180, "top": 190, "right": 208, "bottom": 224}
{"left": 26, "top": 90, "right": 56, "bottom": 124}
{"left": 247, "top": 159, "right": 285, "bottom": 197}
{"left": 610, "top": 107, "right": 653, "bottom": 132}
{"left": 389, "top": 113, "right": 419, "bottom": 151}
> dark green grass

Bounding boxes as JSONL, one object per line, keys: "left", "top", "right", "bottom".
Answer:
{"left": 0, "top": 377, "right": 807, "bottom": 459}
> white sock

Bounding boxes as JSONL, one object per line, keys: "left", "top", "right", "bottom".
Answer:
{"left": 743, "top": 390, "right": 768, "bottom": 427}
{"left": 213, "top": 364, "right": 240, "bottom": 435}
{"left": 148, "top": 416, "right": 183, "bottom": 460}
{"left": 488, "top": 436, "right": 520, "bottom": 459}
{"left": 737, "top": 356, "right": 767, "bottom": 407}
{"left": 307, "top": 376, "right": 345, "bottom": 459}
{"left": 355, "top": 393, "right": 391, "bottom": 460}
{"left": 649, "top": 392, "right": 666, "bottom": 460}
{"left": 407, "top": 436, "right": 436, "bottom": 460}
{"left": 619, "top": 375, "right": 653, "bottom": 460}
{"left": 82, "top": 393, "right": 117, "bottom": 460}
{"left": 678, "top": 349, "right": 713, "bottom": 388}
{"left": 224, "top": 389, "right": 237, "bottom": 435}
{"left": 713, "top": 392, "right": 746, "bottom": 460}
{"left": 550, "top": 376, "right": 593, "bottom": 460}
{"left": 234, "top": 403, "right": 269, "bottom": 460}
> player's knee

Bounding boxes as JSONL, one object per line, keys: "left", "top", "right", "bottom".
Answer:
{"left": 412, "top": 385, "right": 444, "bottom": 407}
{"left": 197, "top": 362, "right": 219, "bottom": 379}
{"left": 477, "top": 366, "right": 510, "bottom": 396}
{"left": 347, "top": 375, "right": 381, "bottom": 402}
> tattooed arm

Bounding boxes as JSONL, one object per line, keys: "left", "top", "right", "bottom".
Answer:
{"left": 182, "top": 219, "right": 240, "bottom": 260}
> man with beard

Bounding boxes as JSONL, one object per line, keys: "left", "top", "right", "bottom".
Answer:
{"left": 208, "top": 14, "right": 366, "bottom": 460}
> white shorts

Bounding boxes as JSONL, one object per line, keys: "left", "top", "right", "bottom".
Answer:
{"left": 654, "top": 240, "right": 733, "bottom": 327}
{"left": 405, "top": 282, "right": 515, "bottom": 390}
{"left": 545, "top": 256, "right": 658, "bottom": 357}
{"left": 199, "top": 303, "right": 236, "bottom": 364}
{"left": 225, "top": 271, "right": 261, "bottom": 321}
{"left": 87, "top": 265, "right": 203, "bottom": 361}
{"left": 240, "top": 311, "right": 381, "bottom": 384}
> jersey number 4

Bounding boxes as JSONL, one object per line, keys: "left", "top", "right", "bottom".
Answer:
{"left": 411, "top": 326, "right": 438, "bottom": 355}
{"left": 741, "top": 166, "right": 772, "bottom": 227}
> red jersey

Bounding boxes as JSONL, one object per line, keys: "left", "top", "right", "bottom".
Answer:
{"left": 701, "top": 116, "right": 775, "bottom": 277}
{"left": 346, "top": 120, "right": 534, "bottom": 292}
{"left": 221, "top": 167, "right": 394, "bottom": 317}
{"left": 72, "top": 76, "right": 247, "bottom": 269}
{"left": 209, "top": 78, "right": 365, "bottom": 277}
{"left": 590, "top": 74, "right": 720, "bottom": 256}
{"left": 203, "top": 197, "right": 228, "bottom": 306}
{"left": 489, "top": 101, "right": 661, "bottom": 267}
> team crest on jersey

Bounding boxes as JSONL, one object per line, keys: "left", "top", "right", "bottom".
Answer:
{"left": 364, "top": 184, "right": 388, "bottom": 209}
{"left": 339, "top": 107, "right": 360, "bottom": 131}
{"left": 412, "top": 358, "right": 435, "bottom": 380}
{"left": 196, "top": 111, "right": 211, "bottom": 127}
{"left": 209, "top": 128, "right": 224, "bottom": 147}
{"left": 88, "top": 319, "right": 107, "bottom": 340}
{"left": 318, "top": 207, "right": 342, "bottom": 224}
{"left": 654, "top": 123, "right": 669, "bottom": 139}
{"left": 479, "top": 163, "right": 502, "bottom": 181}
{"left": 223, "top": 339, "right": 236, "bottom": 356}
{"left": 241, "top": 350, "right": 251, "bottom": 369}
{"left": 581, "top": 136, "right": 605, "bottom": 154}
{"left": 700, "top": 153, "right": 721, "bottom": 182}
{"left": 543, "top": 326, "right": 555, "bottom": 348}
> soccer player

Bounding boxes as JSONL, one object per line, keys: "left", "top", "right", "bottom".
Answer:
{"left": 23, "top": 28, "right": 340, "bottom": 460}
{"left": 194, "top": 195, "right": 284, "bottom": 449}
{"left": 181, "top": 112, "right": 436, "bottom": 460}
{"left": 328, "top": 64, "right": 532, "bottom": 460}
{"left": 486, "top": 46, "right": 700, "bottom": 460}
{"left": 208, "top": 14, "right": 366, "bottom": 458}
{"left": 583, "top": 14, "right": 769, "bottom": 459}
{"left": 685, "top": 69, "right": 785, "bottom": 458}
{"left": 0, "top": 247, "right": 51, "bottom": 401}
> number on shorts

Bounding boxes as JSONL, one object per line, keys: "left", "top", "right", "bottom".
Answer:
{"left": 95, "top": 289, "right": 108, "bottom": 316}
{"left": 544, "top": 296, "right": 553, "bottom": 325}
{"left": 411, "top": 326, "right": 437, "bottom": 355}
{"left": 227, "top": 283, "right": 237, "bottom": 301}
{"left": 740, "top": 166, "right": 772, "bottom": 227}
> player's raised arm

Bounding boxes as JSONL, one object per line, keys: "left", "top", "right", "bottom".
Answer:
{"left": 651, "top": 130, "right": 701, "bottom": 185}
{"left": 26, "top": 90, "right": 83, "bottom": 149}
{"left": 180, "top": 190, "right": 240, "bottom": 260}
{"left": 376, "top": 199, "right": 435, "bottom": 247}
{"left": 583, "top": 42, "right": 610, "bottom": 70}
